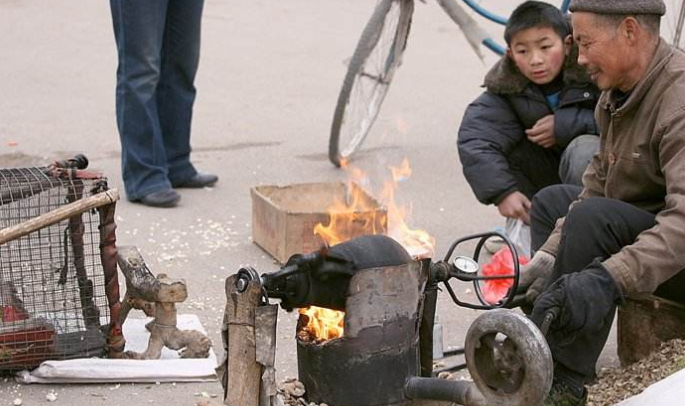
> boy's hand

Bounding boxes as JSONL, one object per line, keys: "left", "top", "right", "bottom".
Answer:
{"left": 526, "top": 115, "right": 556, "bottom": 148}
{"left": 497, "top": 191, "right": 531, "bottom": 224}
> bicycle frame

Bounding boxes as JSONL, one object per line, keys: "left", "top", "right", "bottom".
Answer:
{"left": 461, "top": 0, "right": 573, "bottom": 55}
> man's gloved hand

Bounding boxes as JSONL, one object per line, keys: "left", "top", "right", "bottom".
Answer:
{"left": 530, "top": 260, "right": 623, "bottom": 343}
{"left": 518, "top": 250, "right": 556, "bottom": 303}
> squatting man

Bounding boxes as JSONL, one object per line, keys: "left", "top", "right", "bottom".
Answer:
{"left": 517, "top": 0, "right": 685, "bottom": 405}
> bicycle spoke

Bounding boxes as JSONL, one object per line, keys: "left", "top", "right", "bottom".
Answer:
{"left": 344, "top": 73, "right": 385, "bottom": 156}
{"left": 371, "top": 4, "right": 400, "bottom": 79}
{"left": 359, "top": 71, "right": 386, "bottom": 83}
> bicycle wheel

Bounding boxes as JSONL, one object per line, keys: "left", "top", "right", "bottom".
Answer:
{"left": 663, "top": 0, "right": 685, "bottom": 50}
{"left": 329, "top": 0, "right": 414, "bottom": 167}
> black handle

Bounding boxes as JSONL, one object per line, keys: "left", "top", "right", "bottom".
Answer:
{"left": 540, "top": 310, "right": 558, "bottom": 336}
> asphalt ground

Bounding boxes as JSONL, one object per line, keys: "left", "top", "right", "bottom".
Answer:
{"left": 0, "top": 1, "right": 617, "bottom": 405}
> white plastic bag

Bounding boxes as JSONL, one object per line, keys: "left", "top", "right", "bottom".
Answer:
{"left": 504, "top": 218, "right": 531, "bottom": 259}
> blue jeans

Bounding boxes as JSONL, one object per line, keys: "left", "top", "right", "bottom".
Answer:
{"left": 110, "top": 0, "right": 204, "bottom": 200}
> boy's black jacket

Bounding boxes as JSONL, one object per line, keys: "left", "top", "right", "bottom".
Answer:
{"left": 457, "top": 46, "right": 600, "bottom": 205}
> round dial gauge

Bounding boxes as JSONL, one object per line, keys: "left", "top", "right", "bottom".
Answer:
{"left": 453, "top": 256, "right": 479, "bottom": 274}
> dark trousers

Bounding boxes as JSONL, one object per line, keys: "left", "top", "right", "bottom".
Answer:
{"left": 530, "top": 184, "right": 685, "bottom": 383}
{"left": 110, "top": 0, "right": 204, "bottom": 200}
{"left": 509, "top": 136, "right": 598, "bottom": 200}
{"left": 508, "top": 140, "right": 562, "bottom": 200}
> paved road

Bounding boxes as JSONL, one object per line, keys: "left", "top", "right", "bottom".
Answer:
{"left": 0, "top": 1, "right": 616, "bottom": 405}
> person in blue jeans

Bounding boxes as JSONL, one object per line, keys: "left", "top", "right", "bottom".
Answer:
{"left": 110, "top": 0, "right": 218, "bottom": 208}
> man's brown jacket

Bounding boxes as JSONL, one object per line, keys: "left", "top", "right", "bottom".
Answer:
{"left": 540, "top": 39, "right": 685, "bottom": 294}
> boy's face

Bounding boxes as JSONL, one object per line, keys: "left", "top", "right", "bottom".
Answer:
{"left": 507, "top": 27, "right": 569, "bottom": 85}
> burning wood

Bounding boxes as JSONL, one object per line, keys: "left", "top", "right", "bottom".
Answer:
{"left": 303, "top": 159, "right": 436, "bottom": 343}
{"left": 297, "top": 306, "right": 344, "bottom": 342}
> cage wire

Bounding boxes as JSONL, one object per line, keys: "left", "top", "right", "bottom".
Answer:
{"left": 0, "top": 164, "right": 112, "bottom": 370}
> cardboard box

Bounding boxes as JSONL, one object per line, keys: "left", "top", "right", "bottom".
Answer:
{"left": 251, "top": 182, "right": 387, "bottom": 263}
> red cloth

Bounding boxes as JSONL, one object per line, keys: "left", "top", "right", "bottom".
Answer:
{"left": 481, "top": 247, "right": 528, "bottom": 304}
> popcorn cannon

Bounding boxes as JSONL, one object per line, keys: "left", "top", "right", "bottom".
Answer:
{"left": 221, "top": 234, "right": 554, "bottom": 406}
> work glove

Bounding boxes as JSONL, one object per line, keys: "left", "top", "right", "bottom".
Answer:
{"left": 530, "top": 260, "right": 623, "bottom": 344}
{"left": 517, "top": 250, "right": 556, "bottom": 303}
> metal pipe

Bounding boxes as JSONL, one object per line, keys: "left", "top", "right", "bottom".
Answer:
{"left": 405, "top": 377, "right": 486, "bottom": 406}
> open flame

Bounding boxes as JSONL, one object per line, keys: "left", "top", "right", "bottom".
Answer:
{"left": 312, "top": 164, "right": 386, "bottom": 247}
{"left": 301, "top": 158, "right": 435, "bottom": 342}
{"left": 298, "top": 306, "right": 344, "bottom": 342}
{"left": 381, "top": 158, "right": 435, "bottom": 259}
{"left": 314, "top": 157, "right": 435, "bottom": 258}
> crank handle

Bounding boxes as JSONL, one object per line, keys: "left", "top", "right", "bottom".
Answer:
{"left": 540, "top": 310, "right": 558, "bottom": 336}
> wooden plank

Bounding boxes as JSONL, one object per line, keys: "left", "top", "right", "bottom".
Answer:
{"left": 0, "top": 188, "right": 119, "bottom": 245}
{"left": 224, "top": 275, "right": 263, "bottom": 406}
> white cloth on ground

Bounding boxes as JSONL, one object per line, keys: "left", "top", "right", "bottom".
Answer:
{"left": 16, "top": 314, "right": 217, "bottom": 384}
{"left": 615, "top": 369, "right": 685, "bottom": 406}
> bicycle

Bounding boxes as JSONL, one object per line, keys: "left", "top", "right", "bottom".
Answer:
{"left": 328, "top": 0, "right": 685, "bottom": 167}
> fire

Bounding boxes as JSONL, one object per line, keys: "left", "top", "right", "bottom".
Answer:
{"left": 302, "top": 158, "right": 435, "bottom": 342}
{"left": 298, "top": 306, "right": 344, "bottom": 341}
{"left": 314, "top": 157, "right": 435, "bottom": 258}
{"left": 381, "top": 158, "right": 435, "bottom": 259}
{"left": 312, "top": 164, "right": 386, "bottom": 247}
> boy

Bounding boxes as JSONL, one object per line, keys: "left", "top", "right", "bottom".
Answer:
{"left": 457, "top": 1, "right": 600, "bottom": 228}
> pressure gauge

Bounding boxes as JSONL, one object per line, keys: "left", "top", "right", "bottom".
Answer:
{"left": 453, "top": 256, "right": 480, "bottom": 274}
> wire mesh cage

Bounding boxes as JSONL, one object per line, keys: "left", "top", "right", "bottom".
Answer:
{"left": 0, "top": 156, "right": 121, "bottom": 370}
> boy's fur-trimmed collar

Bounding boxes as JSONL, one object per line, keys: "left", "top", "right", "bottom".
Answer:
{"left": 483, "top": 44, "right": 592, "bottom": 94}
